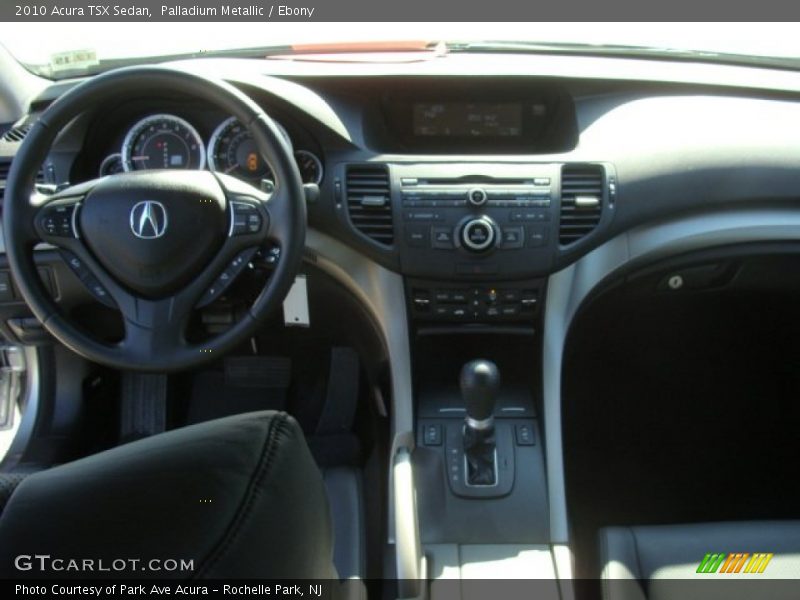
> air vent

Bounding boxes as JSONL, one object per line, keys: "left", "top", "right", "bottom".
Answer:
{"left": 0, "top": 159, "right": 45, "bottom": 203}
{"left": 1, "top": 124, "right": 33, "bottom": 143}
{"left": 559, "top": 164, "right": 604, "bottom": 245}
{"left": 345, "top": 164, "right": 393, "bottom": 246}
{"left": 0, "top": 159, "right": 10, "bottom": 203}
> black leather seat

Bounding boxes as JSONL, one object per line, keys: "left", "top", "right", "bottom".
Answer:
{"left": 0, "top": 411, "right": 339, "bottom": 579}
{"left": 600, "top": 521, "right": 800, "bottom": 600}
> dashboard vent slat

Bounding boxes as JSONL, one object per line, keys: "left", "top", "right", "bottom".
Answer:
{"left": 1, "top": 124, "right": 33, "bottom": 143}
{"left": 0, "top": 159, "right": 10, "bottom": 203}
{"left": 559, "top": 164, "right": 604, "bottom": 245}
{"left": 0, "top": 159, "right": 46, "bottom": 204}
{"left": 346, "top": 164, "right": 394, "bottom": 246}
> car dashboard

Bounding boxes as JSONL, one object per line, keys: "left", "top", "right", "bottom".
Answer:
{"left": 3, "top": 49, "right": 800, "bottom": 589}
{"left": 4, "top": 57, "right": 798, "bottom": 329}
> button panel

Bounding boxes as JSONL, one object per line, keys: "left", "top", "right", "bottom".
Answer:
{"left": 59, "top": 250, "right": 116, "bottom": 308}
{"left": 409, "top": 280, "right": 541, "bottom": 322}
{"left": 423, "top": 423, "right": 443, "bottom": 446}
{"left": 39, "top": 202, "right": 79, "bottom": 238}
{"left": 393, "top": 168, "right": 564, "bottom": 281}
{"left": 385, "top": 164, "right": 612, "bottom": 282}
{"left": 197, "top": 247, "right": 259, "bottom": 308}
{"left": 515, "top": 423, "right": 536, "bottom": 446}
{"left": 230, "top": 200, "right": 265, "bottom": 236}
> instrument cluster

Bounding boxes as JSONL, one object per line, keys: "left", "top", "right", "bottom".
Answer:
{"left": 97, "top": 112, "right": 324, "bottom": 187}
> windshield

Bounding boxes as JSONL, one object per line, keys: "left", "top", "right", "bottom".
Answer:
{"left": 3, "top": 22, "right": 800, "bottom": 79}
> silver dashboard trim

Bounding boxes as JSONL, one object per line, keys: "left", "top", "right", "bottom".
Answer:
{"left": 0, "top": 345, "right": 40, "bottom": 471}
{"left": 304, "top": 228, "right": 418, "bottom": 585}
{"left": 303, "top": 231, "right": 414, "bottom": 494}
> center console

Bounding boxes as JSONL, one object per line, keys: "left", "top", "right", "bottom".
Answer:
{"left": 394, "top": 163, "right": 560, "bottom": 283}
{"left": 393, "top": 163, "right": 564, "bottom": 330}
{"left": 386, "top": 162, "right": 579, "bottom": 591}
{"left": 412, "top": 334, "right": 549, "bottom": 539}
{"left": 358, "top": 159, "right": 609, "bottom": 592}
{"left": 404, "top": 326, "right": 554, "bottom": 594}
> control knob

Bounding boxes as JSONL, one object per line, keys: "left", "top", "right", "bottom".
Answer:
{"left": 467, "top": 187, "right": 488, "bottom": 207}
{"left": 461, "top": 216, "right": 497, "bottom": 252}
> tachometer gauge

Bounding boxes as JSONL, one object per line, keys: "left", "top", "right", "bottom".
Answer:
{"left": 121, "top": 114, "right": 205, "bottom": 172}
{"left": 294, "top": 150, "right": 324, "bottom": 185}
{"left": 98, "top": 153, "right": 124, "bottom": 176}
{"left": 207, "top": 116, "right": 291, "bottom": 183}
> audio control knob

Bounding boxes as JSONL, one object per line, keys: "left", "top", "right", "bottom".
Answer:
{"left": 468, "top": 187, "right": 488, "bottom": 207}
{"left": 461, "top": 217, "right": 497, "bottom": 252}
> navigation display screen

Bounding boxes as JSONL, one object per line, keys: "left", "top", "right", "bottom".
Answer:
{"left": 413, "top": 102, "right": 523, "bottom": 137}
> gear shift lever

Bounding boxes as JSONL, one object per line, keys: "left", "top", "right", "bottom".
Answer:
{"left": 460, "top": 359, "right": 501, "bottom": 430}
{"left": 460, "top": 359, "right": 500, "bottom": 485}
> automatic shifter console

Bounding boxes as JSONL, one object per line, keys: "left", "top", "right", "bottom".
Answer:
{"left": 460, "top": 360, "right": 500, "bottom": 486}
{"left": 414, "top": 345, "right": 548, "bottom": 535}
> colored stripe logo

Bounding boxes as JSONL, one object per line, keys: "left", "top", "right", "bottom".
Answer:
{"left": 697, "top": 552, "right": 773, "bottom": 574}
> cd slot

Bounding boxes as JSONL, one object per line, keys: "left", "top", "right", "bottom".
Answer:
{"left": 401, "top": 186, "right": 551, "bottom": 208}
{"left": 414, "top": 177, "right": 534, "bottom": 186}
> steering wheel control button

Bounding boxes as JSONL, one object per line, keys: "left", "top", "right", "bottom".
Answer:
{"left": 39, "top": 203, "right": 79, "bottom": 238}
{"left": 59, "top": 250, "right": 115, "bottom": 308}
{"left": 260, "top": 245, "right": 281, "bottom": 265}
{"left": 461, "top": 217, "right": 497, "bottom": 252}
{"left": 230, "top": 200, "right": 264, "bottom": 236}
{"left": 467, "top": 187, "right": 488, "bottom": 207}
{"left": 197, "top": 247, "right": 258, "bottom": 308}
{"left": 84, "top": 279, "right": 115, "bottom": 307}
{"left": 60, "top": 250, "right": 89, "bottom": 280}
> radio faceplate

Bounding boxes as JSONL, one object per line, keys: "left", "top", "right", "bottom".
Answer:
{"left": 392, "top": 163, "right": 560, "bottom": 280}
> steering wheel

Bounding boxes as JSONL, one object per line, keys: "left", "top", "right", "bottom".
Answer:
{"left": 3, "top": 67, "right": 306, "bottom": 372}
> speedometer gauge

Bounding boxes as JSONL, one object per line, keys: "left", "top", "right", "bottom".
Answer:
{"left": 207, "top": 116, "right": 291, "bottom": 182}
{"left": 121, "top": 114, "right": 205, "bottom": 172}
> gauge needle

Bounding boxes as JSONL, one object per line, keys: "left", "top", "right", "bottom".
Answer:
{"left": 225, "top": 164, "right": 238, "bottom": 173}
{"left": 132, "top": 156, "right": 150, "bottom": 160}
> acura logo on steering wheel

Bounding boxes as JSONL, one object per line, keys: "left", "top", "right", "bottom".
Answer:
{"left": 130, "top": 201, "right": 168, "bottom": 239}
